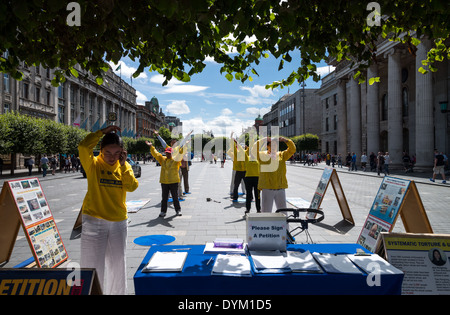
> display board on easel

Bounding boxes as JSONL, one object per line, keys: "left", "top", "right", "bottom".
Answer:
{"left": 303, "top": 167, "right": 354, "bottom": 224}
{"left": 0, "top": 178, "right": 68, "bottom": 268}
{"left": 357, "top": 176, "right": 433, "bottom": 253}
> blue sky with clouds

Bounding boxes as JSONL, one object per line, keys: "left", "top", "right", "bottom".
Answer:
{"left": 110, "top": 50, "right": 334, "bottom": 137}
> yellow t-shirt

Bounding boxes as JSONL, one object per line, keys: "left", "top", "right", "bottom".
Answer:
{"left": 227, "top": 143, "right": 247, "bottom": 172}
{"left": 252, "top": 139, "right": 296, "bottom": 190}
{"left": 79, "top": 131, "right": 139, "bottom": 221}
{"left": 150, "top": 145, "right": 182, "bottom": 184}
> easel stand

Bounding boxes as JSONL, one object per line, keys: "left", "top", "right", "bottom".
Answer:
{"left": 357, "top": 176, "right": 433, "bottom": 253}
{"left": 307, "top": 167, "right": 354, "bottom": 224}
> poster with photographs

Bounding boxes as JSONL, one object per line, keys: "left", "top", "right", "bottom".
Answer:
{"left": 357, "top": 176, "right": 411, "bottom": 252}
{"left": 309, "top": 167, "right": 333, "bottom": 210}
{"left": 7, "top": 178, "right": 68, "bottom": 268}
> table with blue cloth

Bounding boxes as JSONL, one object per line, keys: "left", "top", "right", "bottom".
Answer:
{"left": 133, "top": 244, "right": 403, "bottom": 295}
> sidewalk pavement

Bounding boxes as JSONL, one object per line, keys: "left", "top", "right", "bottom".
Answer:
{"left": 288, "top": 161, "right": 449, "bottom": 187}
{"left": 0, "top": 167, "right": 81, "bottom": 188}
{"left": 1, "top": 159, "right": 449, "bottom": 295}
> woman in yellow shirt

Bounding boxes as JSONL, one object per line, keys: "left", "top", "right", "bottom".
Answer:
{"left": 78, "top": 125, "right": 139, "bottom": 295}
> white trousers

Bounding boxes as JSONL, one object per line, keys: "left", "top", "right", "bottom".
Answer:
{"left": 260, "top": 189, "right": 287, "bottom": 213}
{"left": 81, "top": 214, "right": 127, "bottom": 295}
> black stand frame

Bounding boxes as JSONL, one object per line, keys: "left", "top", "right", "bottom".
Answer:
{"left": 276, "top": 208, "right": 324, "bottom": 244}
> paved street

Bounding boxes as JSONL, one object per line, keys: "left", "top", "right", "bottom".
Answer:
{"left": 1, "top": 160, "right": 449, "bottom": 295}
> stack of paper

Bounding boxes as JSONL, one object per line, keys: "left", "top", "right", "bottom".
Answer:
{"left": 143, "top": 251, "right": 188, "bottom": 272}
{"left": 203, "top": 242, "right": 247, "bottom": 254}
{"left": 250, "top": 251, "right": 291, "bottom": 273}
{"left": 347, "top": 254, "right": 403, "bottom": 275}
{"left": 211, "top": 254, "right": 251, "bottom": 277}
{"left": 213, "top": 238, "right": 244, "bottom": 249}
{"left": 285, "top": 250, "right": 323, "bottom": 273}
{"left": 312, "top": 252, "right": 363, "bottom": 274}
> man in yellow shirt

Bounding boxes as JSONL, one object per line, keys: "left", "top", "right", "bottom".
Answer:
{"left": 78, "top": 125, "right": 139, "bottom": 295}
{"left": 146, "top": 140, "right": 183, "bottom": 217}
{"left": 251, "top": 136, "right": 296, "bottom": 213}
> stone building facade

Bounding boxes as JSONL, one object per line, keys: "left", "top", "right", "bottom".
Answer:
{"left": 318, "top": 38, "right": 450, "bottom": 169}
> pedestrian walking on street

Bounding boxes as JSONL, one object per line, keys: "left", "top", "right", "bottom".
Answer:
{"left": 251, "top": 136, "right": 296, "bottom": 213}
{"left": 351, "top": 152, "right": 357, "bottom": 171}
{"left": 346, "top": 152, "right": 352, "bottom": 171}
{"left": 50, "top": 155, "right": 57, "bottom": 175}
{"left": 384, "top": 152, "right": 391, "bottom": 175}
{"left": 27, "top": 157, "right": 34, "bottom": 176}
{"left": 361, "top": 152, "right": 367, "bottom": 171}
{"left": 79, "top": 125, "right": 139, "bottom": 295}
{"left": 377, "top": 151, "right": 385, "bottom": 176}
{"left": 40, "top": 155, "right": 49, "bottom": 177}
{"left": 430, "top": 149, "right": 447, "bottom": 184}
{"left": 369, "top": 152, "right": 376, "bottom": 172}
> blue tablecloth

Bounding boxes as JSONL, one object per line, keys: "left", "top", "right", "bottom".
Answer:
{"left": 133, "top": 244, "right": 403, "bottom": 295}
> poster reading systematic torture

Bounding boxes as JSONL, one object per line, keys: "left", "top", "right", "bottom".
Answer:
{"left": 382, "top": 233, "right": 450, "bottom": 295}
{"left": 1, "top": 178, "right": 68, "bottom": 268}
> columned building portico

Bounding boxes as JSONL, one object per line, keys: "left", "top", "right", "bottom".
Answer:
{"left": 386, "top": 48, "right": 403, "bottom": 167}
{"left": 366, "top": 64, "right": 380, "bottom": 155}
{"left": 321, "top": 38, "right": 449, "bottom": 170}
{"left": 336, "top": 78, "right": 348, "bottom": 155}
{"left": 349, "top": 74, "right": 362, "bottom": 156}
{"left": 415, "top": 39, "right": 434, "bottom": 169}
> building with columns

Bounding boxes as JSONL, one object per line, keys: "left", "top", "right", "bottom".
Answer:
{"left": 318, "top": 38, "right": 450, "bottom": 170}
{"left": 0, "top": 58, "right": 137, "bottom": 133}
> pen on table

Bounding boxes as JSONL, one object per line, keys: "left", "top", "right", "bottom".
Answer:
{"left": 207, "top": 257, "right": 214, "bottom": 265}
{"left": 172, "top": 248, "right": 191, "bottom": 251}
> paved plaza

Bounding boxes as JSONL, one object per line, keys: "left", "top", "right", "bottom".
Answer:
{"left": 1, "top": 160, "right": 449, "bottom": 295}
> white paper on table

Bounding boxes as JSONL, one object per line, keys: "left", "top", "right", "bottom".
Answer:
{"left": 250, "top": 250, "right": 290, "bottom": 270}
{"left": 312, "top": 252, "right": 362, "bottom": 274}
{"left": 211, "top": 254, "right": 251, "bottom": 277}
{"left": 285, "top": 250, "right": 323, "bottom": 273}
{"left": 143, "top": 251, "right": 188, "bottom": 272}
{"left": 347, "top": 254, "right": 404, "bottom": 275}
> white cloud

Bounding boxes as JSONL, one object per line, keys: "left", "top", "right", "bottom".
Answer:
{"left": 149, "top": 74, "right": 209, "bottom": 94}
{"left": 182, "top": 115, "right": 255, "bottom": 137}
{"left": 238, "top": 84, "right": 276, "bottom": 105}
{"left": 240, "top": 84, "right": 274, "bottom": 98}
{"left": 245, "top": 106, "right": 270, "bottom": 117}
{"left": 315, "top": 65, "right": 336, "bottom": 77}
{"left": 221, "top": 108, "right": 233, "bottom": 116}
{"left": 109, "top": 60, "right": 147, "bottom": 80}
{"left": 136, "top": 91, "right": 148, "bottom": 105}
{"left": 166, "top": 100, "right": 191, "bottom": 115}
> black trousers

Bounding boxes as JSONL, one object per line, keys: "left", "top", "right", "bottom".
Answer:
{"left": 161, "top": 183, "right": 180, "bottom": 213}
{"left": 243, "top": 176, "right": 261, "bottom": 212}
{"left": 233, "top": 171, "right": 246, "bottom": 200}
